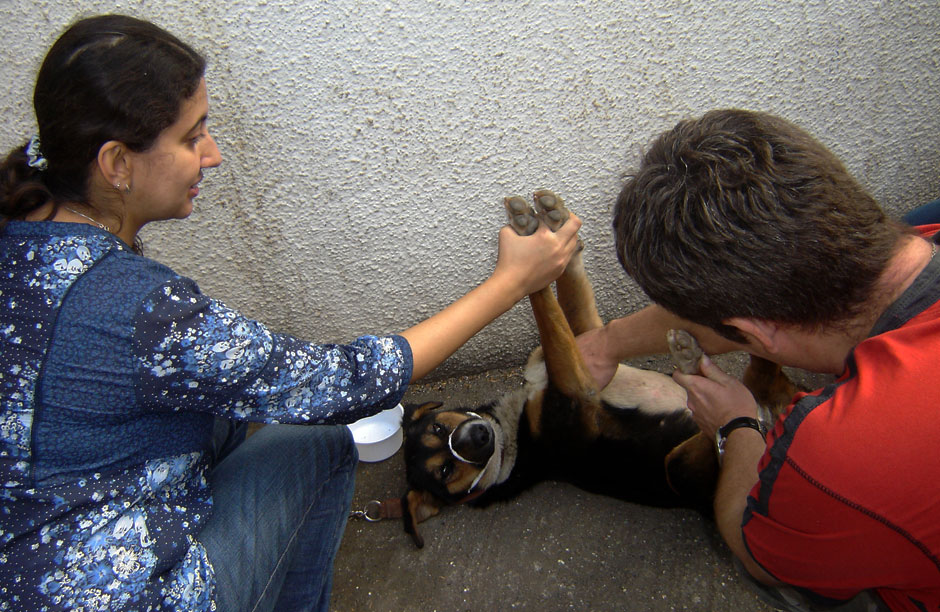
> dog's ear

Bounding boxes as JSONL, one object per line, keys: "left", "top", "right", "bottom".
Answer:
{"left": 402, "top": 401, "right": 443, "bottom": 425}
{"left": 401, "top": 489, "right": 443, "bottom": 549}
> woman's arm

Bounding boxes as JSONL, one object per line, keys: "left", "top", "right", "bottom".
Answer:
{"left": 400, "top": 218, "right": 581, "bottom": 381}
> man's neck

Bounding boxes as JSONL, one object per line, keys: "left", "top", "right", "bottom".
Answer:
{"left": 781, "top": 235, "right": 936, "bottom": 374}
{"left": 875, "top": 234, "right": 936, "bottom": 316}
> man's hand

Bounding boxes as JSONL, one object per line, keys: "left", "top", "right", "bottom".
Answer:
{"left": 672, "top": 355, "right": 760, "bottom": 437}
{"left": 575, "top": 326, "right": 619, "bottom": 390}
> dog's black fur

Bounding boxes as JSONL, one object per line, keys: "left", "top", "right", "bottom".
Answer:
{"left": 400, "top": 192, "right": 796, "bottom": 548}
{"left": 403, "top": 388, "right": 699, "bottom": 511}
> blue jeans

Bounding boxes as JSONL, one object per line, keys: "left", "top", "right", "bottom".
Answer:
{"left": 199, "top": 421, "right": 358, "bottom": 612}
{"left": 904, "top": 198, "right": 940, "bottom": 225}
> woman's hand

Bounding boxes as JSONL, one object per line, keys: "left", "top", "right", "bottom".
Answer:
{"left": 400, "top": 214, "right": 581, "bottom": 382}
{"left": 490, "top": 215, "right": 582, "bottom": 302}
{"left": 671, "top": 355, "right": 759, "bottom": 437}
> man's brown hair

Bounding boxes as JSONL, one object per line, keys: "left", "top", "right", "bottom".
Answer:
{"left": 614, "top": 109, "right": 908, "bottom": 341}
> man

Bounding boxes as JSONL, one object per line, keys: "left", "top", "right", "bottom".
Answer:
{"left": 577, "top": 109, "right": 940, "bottom": 611}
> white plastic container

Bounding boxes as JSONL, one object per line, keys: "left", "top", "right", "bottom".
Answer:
{"left": 346, "top": 404, "right": 404, "bottom": 462}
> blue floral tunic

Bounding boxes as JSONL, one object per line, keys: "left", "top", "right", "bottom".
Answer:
{"left": 0, "top": 221, "right": 412, "bottom": 611}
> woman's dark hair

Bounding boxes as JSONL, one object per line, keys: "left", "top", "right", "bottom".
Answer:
{"left": 0, "top": 14, "right": 205, "bottom": 233}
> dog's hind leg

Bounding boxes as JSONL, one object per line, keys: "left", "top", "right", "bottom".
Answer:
{"left": 742, "top": 356, "right": 801, "bottom": 420}
{"left": 667, "top": 329, "right": 705, "bottom": 374}
{"left": 663, "top": 329, "right": 720, "bottom": 509}
{"left": 664, "top": 431, "right": 718, "bottom": 515}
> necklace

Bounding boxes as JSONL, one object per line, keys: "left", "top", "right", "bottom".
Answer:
{"left": 64, "top": 207, "right": 111, "bottom": 232}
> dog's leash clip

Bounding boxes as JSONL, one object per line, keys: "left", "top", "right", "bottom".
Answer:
{"left": 349, "top": 498, "right": 402, "bottom": 522}
{"left": 349, "top": 500, "right": 384, "bottom": 522}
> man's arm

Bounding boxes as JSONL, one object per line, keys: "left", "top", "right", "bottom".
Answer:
{"left": 576, "top": 304, "right": 744, "bottom": 388}
{"left": 714, "top": 428, "right": 783, "bottom": 586}
{"left": 672, "top": 356, "right": 783, "bottom": 586}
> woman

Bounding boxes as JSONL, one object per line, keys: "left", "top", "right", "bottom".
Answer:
{"left": 0, "top": 15, "right": 580, "bottom": 612}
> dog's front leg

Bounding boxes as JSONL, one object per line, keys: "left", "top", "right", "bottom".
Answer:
{"left": 528, "top": 288, "right": 601, "bottom": 408}
{"left": 506, "top": 192, "right": 603, "bottom": 436}
{"left": 529, "top": 191, "right": 603, "bottom": 336}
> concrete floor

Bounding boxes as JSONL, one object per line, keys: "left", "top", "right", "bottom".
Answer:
{"left": 330, "top": 355, "right": 830, "bottom": 612}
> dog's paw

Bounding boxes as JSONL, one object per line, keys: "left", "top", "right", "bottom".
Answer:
{"left": 533, "top": 189, "right": 570, "bottom": 232}
{"left": 504, "top": 195, "right": 540, "bottom": 236}
{"left": 667, "top": 329, "right": 704, "bottom": 375}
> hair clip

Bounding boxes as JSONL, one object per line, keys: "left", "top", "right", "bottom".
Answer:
{"left": 26, "top": 135, "right": 48, "bottom": 171}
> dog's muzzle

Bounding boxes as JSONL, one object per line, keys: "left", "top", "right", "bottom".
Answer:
{"left": 447, "top": 412, "right": 494, "bottom": 465}
{"left": 447, "top": 412, "right": 497, "bottom": 493}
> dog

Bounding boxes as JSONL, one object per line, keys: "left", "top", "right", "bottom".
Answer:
{"left": 400, "top": 191, "right": 798, "bottom": 548}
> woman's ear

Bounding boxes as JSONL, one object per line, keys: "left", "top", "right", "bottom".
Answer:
{"left": 96, "top": 140, "right": 132, "bottom": 191}
{"left": 723, "top": 317, "right": 780, "bottom": 355}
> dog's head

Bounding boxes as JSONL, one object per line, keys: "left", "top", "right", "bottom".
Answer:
{"left": 400, "top": 400, "right": 508, "bottom": 548}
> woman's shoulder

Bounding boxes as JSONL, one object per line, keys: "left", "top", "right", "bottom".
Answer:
{"left": 3, "top": 220, "right": 194, "bottom": 302}
{"left": 3, "top": 220, "right": 143, "bottom": 268}
{"left": 2, "top": 220, "right": 171, "bottom": 293}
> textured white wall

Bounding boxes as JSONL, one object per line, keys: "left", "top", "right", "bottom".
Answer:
{"left": 2, "top": 1, "right": 938, "bottom": 379}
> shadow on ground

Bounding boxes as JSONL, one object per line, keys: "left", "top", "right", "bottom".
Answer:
{"left": 331, "top": 354, "right": 829, "bottom": 611}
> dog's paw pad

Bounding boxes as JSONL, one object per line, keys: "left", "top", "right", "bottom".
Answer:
{"left": 667, "top": 329, "right": 704, "bottom": 375}
{"left": 533, "top": 189, "right": 570, "bottom": 232}
{"left": 504, "top": 195, "right": 540, "bottom": 236}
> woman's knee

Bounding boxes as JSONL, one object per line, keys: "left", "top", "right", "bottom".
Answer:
{"left": 260, "top": 424, "right": 357, "bottom": 484}
{"left": 316, "top": 424, "right": 359, "bottom": 485}
{"left": 312, "top": 423, "right": 358, "bottom": 470}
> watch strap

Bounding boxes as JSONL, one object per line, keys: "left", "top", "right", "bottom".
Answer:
{"left": 715, "top": 416, "right": 766, "bottom": 458}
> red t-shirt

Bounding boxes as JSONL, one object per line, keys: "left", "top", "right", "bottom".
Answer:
{"left": 742, "top": 227, "right": 940, "bottom": 612}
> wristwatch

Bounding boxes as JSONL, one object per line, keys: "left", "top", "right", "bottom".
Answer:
{"left": 715, "top": 416, "right": 767, "bottom": 460}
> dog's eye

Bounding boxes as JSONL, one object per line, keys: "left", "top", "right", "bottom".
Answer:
{"left": 439, "top": 462, "right": 453, "bottom": 481}
{"left": 431, "top": 423, "right": 447, "bottom": 436}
